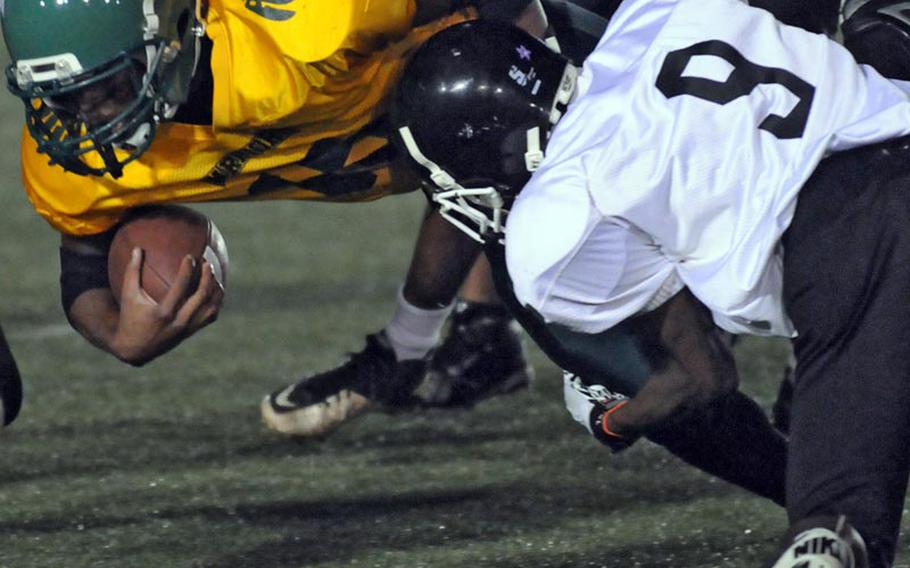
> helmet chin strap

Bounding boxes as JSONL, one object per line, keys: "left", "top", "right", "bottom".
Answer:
{"left": 143, "top": 0, "right": 161, "bottom": 70}
{"left": 120, "top": 122, "right": 153, "bottom": 148}
{"left": 142, "top": 0, "right": 173, "bottom": 121}
{"left": 398, "top": 125, "right": 509, "bottom": 243}
{"left": 549, "top": 63, "right": 578, "bottom": 124}
{"left": 525, "top": 126, "right": 543, "bottom": 172}
{"left": 397, "top": 125, "right": 460, "bottom": 192}
{"left": 142, "top": 0, "right": 205, "bottom": 121}
{"left": 112, "top": 41, "right": 166, "bottom": 152}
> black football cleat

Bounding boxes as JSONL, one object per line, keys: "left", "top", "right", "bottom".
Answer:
{"left": 417, "top": 300, "right": 533, "bottom": 408}
{"left": 261, "top": 332, "right": 427, "bottom": 438}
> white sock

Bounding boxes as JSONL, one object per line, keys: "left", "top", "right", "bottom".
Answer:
{"left": 384, "top": 287, "right": 454, "bottom": 361}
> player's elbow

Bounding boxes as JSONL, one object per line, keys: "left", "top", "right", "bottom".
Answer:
{"left": 661, "top": 326, "right": 739, "bottom": 410}
{"left": 108, "top": 338, "right": 161, "bottom": 367}
{"left": 117, "top": 352, "right": 152, "bottom": 368}
{"left": 659, "top": 350, "right": 738, "bottom": 412}
{"left": 685, "top": 369, "right": 737, "bottom": 409}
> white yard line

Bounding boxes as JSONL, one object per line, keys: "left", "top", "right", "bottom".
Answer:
{"left": 9, "top": 323, "right": 75, "bottom": 340}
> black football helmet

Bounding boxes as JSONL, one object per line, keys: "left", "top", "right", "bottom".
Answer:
{"left": 391, "top": 20, "right": 577, "bottom": 242}
{"left": 843, "top": 0, "right": 910, "bottom": 80}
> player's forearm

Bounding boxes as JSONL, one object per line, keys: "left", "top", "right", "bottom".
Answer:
{"left": 608, "top": 291, "right": 739, "bottom": 438}
{"left": 67, "top": 286, "right": 190, "bottom": 367}
{"left": 477, "top": 0, "right": 548, "bottom": 36}
{"left": 66, "top": 288, "right": 123, "bottom": 356}
{"left": 512, "top": 0, "right": 548, "bottom": 37}
{"left": 414, "top": 1, "right": 548, "bottom": 36}
{"left": 608, "top": 352, "right": 736, "bottom": 438}
{"left": 59, "top": 232, "right": 132, "bottom": 363}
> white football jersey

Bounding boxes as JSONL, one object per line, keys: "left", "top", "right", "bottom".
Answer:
{"left": 506, "top": 0, "right": 910, "bottom": 336}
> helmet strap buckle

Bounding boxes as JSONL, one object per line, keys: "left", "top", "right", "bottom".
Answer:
{"left": 525, "top": 127, "right": 544, "bottom": 171}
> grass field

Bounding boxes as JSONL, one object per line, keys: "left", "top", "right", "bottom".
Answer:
{"left": 0, "top": 45, "right": 904, "bottom": 568}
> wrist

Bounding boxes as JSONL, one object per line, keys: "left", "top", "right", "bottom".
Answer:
{"left": 591, "top": 400, "right": 637, "bottom": 453}
{"left": 598, "top": 399, "right": 630, "bottom": 439}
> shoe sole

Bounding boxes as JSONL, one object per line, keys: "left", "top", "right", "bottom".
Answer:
{"left": 260, "top": 390, "right": 374, "bottom": 439}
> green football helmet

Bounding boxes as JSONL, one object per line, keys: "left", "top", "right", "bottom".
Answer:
{"left": 1, "top": 0, "right": 205, "bottom": 178}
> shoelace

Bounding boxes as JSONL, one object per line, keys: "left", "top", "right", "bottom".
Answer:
{"left": 567, "top": 375, "right": 624, "bottom": 405}
{"left": 299, "top": 338, "right": 391, "bottom": 401}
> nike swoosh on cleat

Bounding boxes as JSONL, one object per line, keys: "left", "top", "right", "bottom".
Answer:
{"left": 270, "top": 385, "right": 302, "bottom": 411}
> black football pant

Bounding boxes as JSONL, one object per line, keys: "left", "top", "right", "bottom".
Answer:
{"left": 783, "top": 137, "right": 910, "bottom": 568}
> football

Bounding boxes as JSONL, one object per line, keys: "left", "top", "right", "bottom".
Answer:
{"left": 107, "top": 205, "right": 229, "bottom": 304}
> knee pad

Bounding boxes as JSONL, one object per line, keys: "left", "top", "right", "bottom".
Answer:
{"left": 770, "top": 516, "right": 869, "bottom": 568}
{"left": 843, "top": 0, "right": 910, "bottom": 80}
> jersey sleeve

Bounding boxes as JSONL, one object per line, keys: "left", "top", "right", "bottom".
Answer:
{"left": 206, "top": 0, "right": 423, "bottom": 131}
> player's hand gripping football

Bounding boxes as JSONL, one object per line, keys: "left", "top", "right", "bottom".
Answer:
{"left": 563, "top": 371, "right": 638, "bottom": 453}
{"left": 111, "top": 248, "right": 224, "bottom": 366}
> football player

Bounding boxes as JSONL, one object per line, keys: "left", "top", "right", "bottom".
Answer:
{"left": 259, "top": 0, "right": 840, "bottom": 438}
{"left": 393, "top": 14, "right": 788, "bottom": 509}
{"left": 0, "top": 0, "right": 553, "bottom": 437}
{"left": 391, "top": 5, "right": 910, "bottom": 565}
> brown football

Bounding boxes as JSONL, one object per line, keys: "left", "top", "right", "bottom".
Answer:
{"left": 107, "top": 205, "right": 228, "bottom": 304}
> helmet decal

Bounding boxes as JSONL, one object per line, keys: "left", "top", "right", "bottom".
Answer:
{"left": 508, "top": 64, "right": 540, "bottom": 94}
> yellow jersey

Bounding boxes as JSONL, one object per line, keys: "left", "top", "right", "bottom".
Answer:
{"left": 20, "top": 1, "right": 471, "bottom": 236}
